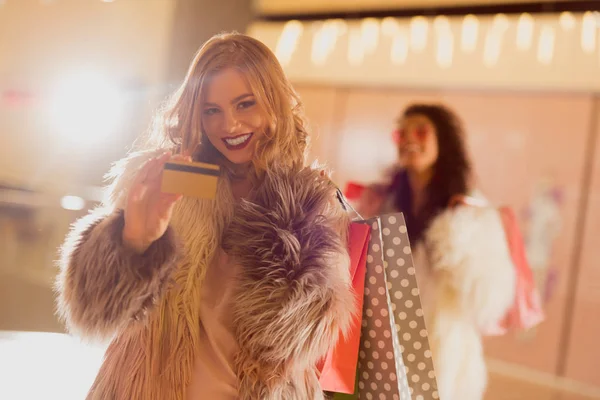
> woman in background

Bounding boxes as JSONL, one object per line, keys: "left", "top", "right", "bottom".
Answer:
{"left": 357, "top": 104, "right": 515, "bottom": 400}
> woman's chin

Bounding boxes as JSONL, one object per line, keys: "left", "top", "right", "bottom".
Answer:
{"left": 226, "top": 157, "right": 252, "bottom": 167}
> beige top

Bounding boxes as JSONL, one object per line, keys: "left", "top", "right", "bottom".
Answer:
{"left": 186, "top": 249, "right": 239, "bottom": 399}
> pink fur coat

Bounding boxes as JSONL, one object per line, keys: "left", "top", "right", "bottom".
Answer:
{"left": 55, "top": 148, "right": 354, "bottom": 400}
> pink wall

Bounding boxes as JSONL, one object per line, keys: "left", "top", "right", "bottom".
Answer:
{"left": 564, "top": 104, "right": 600, "bottom": 386}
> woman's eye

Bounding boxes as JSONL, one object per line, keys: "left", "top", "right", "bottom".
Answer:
{"left": 238, "top": 100, "right": 256, "bottom": 110}
{"left": 203, "top": 108, "right": 220, "bottom": 116}
{"left": 416, "top": 126, "right": 428, "bottom": 139}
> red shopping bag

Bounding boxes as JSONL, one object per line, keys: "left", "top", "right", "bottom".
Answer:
{"left": 318, "top": 222, "right": 370, "bottom": 393}
{"left": 496, "top": 207, "right": 545, "bottom": 333}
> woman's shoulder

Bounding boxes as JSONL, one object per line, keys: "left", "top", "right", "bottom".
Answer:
{"left": 427, "top": 191, "right": 506, "bottom": 251}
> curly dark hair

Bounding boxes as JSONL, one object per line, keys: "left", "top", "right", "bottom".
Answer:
{"left": 389, "top": 104, "right": 472, "bottom": 242}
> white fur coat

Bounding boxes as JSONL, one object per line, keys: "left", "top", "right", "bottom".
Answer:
{"left": 422, "top": 205, "right": 515, "bottom": 399}
{"left": 360, "top": 189, "right": 516, "bottom": 400}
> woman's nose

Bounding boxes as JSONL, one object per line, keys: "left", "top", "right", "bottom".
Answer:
{"left": 223, "top": 110, "right": 240, "bottom": 134}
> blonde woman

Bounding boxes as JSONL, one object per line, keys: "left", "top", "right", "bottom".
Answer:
{"left": 56, "top": 33, "right": 354, "bottom": 400}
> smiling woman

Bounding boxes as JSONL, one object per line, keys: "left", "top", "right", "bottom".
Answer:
{"left": 54, "top": 32, "right": 354, "bottom": 400}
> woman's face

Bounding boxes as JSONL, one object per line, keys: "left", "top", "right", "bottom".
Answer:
{"left": 396, "top": 113, "right": 439, "bottom": 174}
{"left": 201, "top": 68, "right": 266, "bottom": 165}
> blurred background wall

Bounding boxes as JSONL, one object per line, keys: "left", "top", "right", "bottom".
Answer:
{"left": 1, "top": 1, "right": 599, "bottom": 398}
{"left": 0, "top": 0, "right": 252, "bottom": 331}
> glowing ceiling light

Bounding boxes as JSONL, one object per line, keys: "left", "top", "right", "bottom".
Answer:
{"left": 493, "top": 13, "right": 510, "bottom": 33}
{"left": 461, "top": 14, "right": 479, "bottom": 53}
{"left": 433, "top": 15, "right": 450, "bottom": 33}
{"left": 391, "top": 28, "right": 409, "bottom": 65}
{"left": 311, "top": 20, "right": 339, "bottom": 65}
{"left": 516, "top": 13, "right": 535, "bottom": 51}
{"left": 537, "top": 25, "right": 555, "bottom": 65}
{"left": 381, "top": 17, "right": 400, "bottom": 36}
{"left": 436, "top": 31, "right": 454, "bottom": 69}
{"left": 348, "top": 28, "right": 365, "bottom": 66}
{"left": 276, "top": 20, "right": 303, "bottom": 66}
{"left": 581, "top": 11, "right": 596, "bottom": 54}
{"left": 483, "top": 30, "right": 502, "bottom": 67}
{"left": 332, "top": 19, "right": 348, "bottom": 35}
{"left": 360, "top": 18, "right": 380, "bottom": 54}
{"left": 559, "top": 11, "right": 576, "bottom": 31}
{"left": 409, "top": 16, "right": 429, "bottom": 52}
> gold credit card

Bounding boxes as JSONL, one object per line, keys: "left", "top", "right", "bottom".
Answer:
{"left": 161, "top": 160, "right": 220, "bottom": 199}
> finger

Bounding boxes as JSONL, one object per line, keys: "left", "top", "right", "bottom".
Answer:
{"left": 170, "top": 154, "right": 189, "bottom": 162}
{"left": 161, "top": 192, "right": 183, "bottom": 205}
{"left": 132, "top": 157, "right": 156, "bottom": 187}
{"left": 157, "top": 193, "right": 183, "bottom": 218}
{"left": 129, "top": 158, "right": 157, "bottom": 200}
{"left": 147, "top": 152, "right": 172, "bottom": 182}
{"left": 157, "top": 151, "right": 172, "bottom": 165}
{"left": 180, "top": 147, "right": 193, "bottom": 158}
{"left": 171, "top": 153, "right": 192, "bottom": 163}
{"left": 128, "top": 183, "right": 149, "bottom": 204}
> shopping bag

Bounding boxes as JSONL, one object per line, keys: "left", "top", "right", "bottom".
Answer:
{"left": 496, "top": 207, "right": 544, "bottom": 333}
{"left": 356, "top": 213, "right": 440, "bottom": 399}
{"left": 319, "top": 222, "right": 370, "bottom": 393}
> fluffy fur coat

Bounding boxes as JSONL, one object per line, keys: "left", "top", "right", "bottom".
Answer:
{"left": 360, "top": 188, "right": 516, "bottom": 400}
{"left": 55, "top": 148, "right": 354, "bottom": 400}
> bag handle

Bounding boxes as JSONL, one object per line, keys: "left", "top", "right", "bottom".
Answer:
{"left": 336, "top": 187, "right": 365, "bottom": 221}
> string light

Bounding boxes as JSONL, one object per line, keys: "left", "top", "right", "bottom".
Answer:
{"left": 433, "top": 15, "right": 453, "bottom": 68}
{"left": 348, "top": 27, "right": 365, "bottom": 66}
{"left": 409, "top": 16, "right": 429, "bottom": 52}
{"left": 433, "top": 15, "right": 450, "bottom": 33}
{"left": 360, "top": 18, "right": 380, "bottom": 54}
{"left": 516, "top": 13, "right": 535, "bottom": 51}
{"left": 436, "top": 31, "right": 454, "bottom": 69}
{"left": 381, "top": 17, "right": 400, "bottom": 36}
{"left": 461, "top": 14, "right": 479, "bottom": 53}
{"left": 537, "top": 25, "right": 555, "bottom": 65}
{"left": 276, "top": 20, "right": 303, "bottom": 66}
{"left": 270, "top": 11, "right": 598, "bottom": 73}
{"left": 492, "top": 13, "right": 510, "bottom": 33}
{"left": 581, "top": 11, "right": 596, "bottom": 54}
{"left": 559, "top": 12, "right": 576, "bottom": 31}
{"left": 483, "top": 29, "right": 502, "bottom": 67}
{"left": 390, "top": 28, "right": 409, "bottom": 65}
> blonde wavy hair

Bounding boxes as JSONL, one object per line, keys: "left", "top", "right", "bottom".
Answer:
{"left": 145, "top": 32, "right": 309, "bottom": 175}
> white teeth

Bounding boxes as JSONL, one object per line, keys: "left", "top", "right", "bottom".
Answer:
{"left": 224, "top": 134, "right": 251, "bottom": 146}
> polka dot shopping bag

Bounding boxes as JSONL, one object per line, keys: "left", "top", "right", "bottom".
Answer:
{"left": 355, "top": 213, "right": 439, "bottom": 400}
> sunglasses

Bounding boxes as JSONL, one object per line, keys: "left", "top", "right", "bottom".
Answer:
{"left": 392, "top": 126, "right": 429, "bottom": 144}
